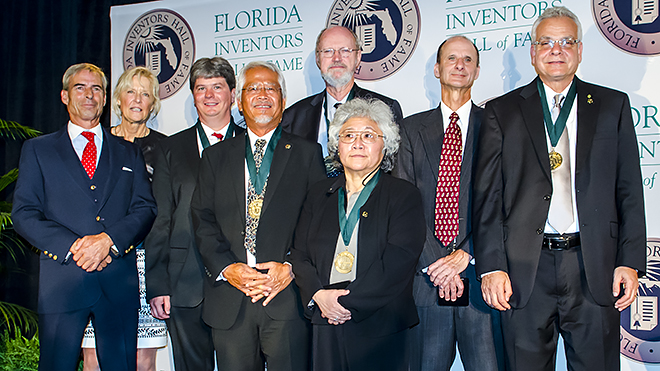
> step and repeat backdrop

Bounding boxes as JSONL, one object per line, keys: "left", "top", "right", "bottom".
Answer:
{"left": 111, "top": 0, "right": 660, "bottom": 370}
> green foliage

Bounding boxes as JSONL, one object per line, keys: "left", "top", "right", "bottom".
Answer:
{"left": 0, "top": 331, "right": 39, "bottom": 371}
{"left": 0, "top": 119, "right": 40, "bottom": 339}
{"left": 0, "top": 303, "right": 37, "bottom": 336}
{"left": 0, "top": 119, "right": 40, "bottom": 141}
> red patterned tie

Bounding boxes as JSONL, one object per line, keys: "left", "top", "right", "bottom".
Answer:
{"left": 212, "top": 132, "right": 223, "bottom": 141}
{"left": 434, "top": 112, "right": 462, "bottom": 247}
{"left": 81, "top": 131, "right": 97, "bottom": 179}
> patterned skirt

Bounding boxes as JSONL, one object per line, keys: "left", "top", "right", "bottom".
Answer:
{"left": 81, "top": 248, "right": 168, "bottom": 348}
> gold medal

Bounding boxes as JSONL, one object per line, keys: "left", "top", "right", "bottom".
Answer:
{"left": 549, "top": 150, "right": 563, "bottom": 171}
{"left": 334, "top": 250, "right": 354, "bottom": 274}
{"left": 248, "top": 199, "right": 263, "bottom": 219}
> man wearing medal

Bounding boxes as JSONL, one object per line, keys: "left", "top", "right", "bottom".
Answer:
{"left": 395, "top": 36, "right": 504, "bottom": 371}
{"left": 472, "top": 6, "right": 645, "bottom": 371}
{"left": 145, "top": 57, "right": 243, "bottom": 371}
{"left": 281, "top": 26, "right": 403, "bottom": 175}
{"left": 191, "top": 61, "right": 326, "bottom": 371}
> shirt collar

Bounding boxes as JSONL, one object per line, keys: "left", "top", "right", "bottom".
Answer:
{"left": 67, "top": 121, "right": 103, "bottom": 142}
{"left": 440, "top": 100, "right": 472, "bottom": 133}
{"left": 542, "top": 81, "right": 572, "bottom": 109}
{"left": 247, "top": 126, "right": 277, "bottom": 151}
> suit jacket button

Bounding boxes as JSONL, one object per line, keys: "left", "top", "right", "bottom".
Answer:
{"left": 96, "top": 216, "right": 101, "bottom": 221}
{"left": 53, "top": 255, "right": 57, "bottom": 260}
{"left": 241, "top": 231, "right": 245, "bottom": 236}
{"left": 90, "top": 185, "right": 96, "bottom": 190}
{"left": 543, "top": 195, "right": 551, "bottom": 201}
{"left": 537, "top": 228, "right": 543, "bottom": 234}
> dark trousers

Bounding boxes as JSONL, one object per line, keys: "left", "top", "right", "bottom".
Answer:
{"left": 502, "top": 248, "right": 620, "bottom": 371}
{"left": 39, "top": 294, "right": 137, "bottom": 371}
{"left": 408, "top": 303, "right": 503, "bottom": 371}
{"left": 211, "top": 299, "right": 309, "bottom": 371}
{"left": 167, "top": 303, "right": 214, "bottom": 371}
{"left": 312, "top": 323, "right": 409, "bottom": 371}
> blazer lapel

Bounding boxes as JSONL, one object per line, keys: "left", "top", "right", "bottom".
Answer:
{"left": 307, "top": 91, "right": 325, "bottom": 140}
{"left": 228, "top": 134, "right": 247, "bottom": 226}
{"left": 52, "top": 126, "right": 97, "bottom": 198}
{"left": 261, "top": 130, "right": 292, "bottom": 214}
{"left": 519, "top": 77, "right": 552, "bottom": 182}
{"left": 575, "top": 78, "right": 599, "bottom": 174}
{"left": 96, "top": 130, "right": 123, "bottom": 209}
{"left": 419, "top": 107, "right": 445, "bottom": 181}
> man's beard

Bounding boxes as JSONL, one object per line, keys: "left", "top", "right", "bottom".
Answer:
{"left": 321, "top": 67, "right": 353, "bottom": 89}
{"left": 254, "top": 114, "right": 274, "bottom": 124}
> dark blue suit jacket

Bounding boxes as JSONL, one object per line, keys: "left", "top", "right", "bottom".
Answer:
{"left": 12, "top": 125, "right": 156, "bottom": 314}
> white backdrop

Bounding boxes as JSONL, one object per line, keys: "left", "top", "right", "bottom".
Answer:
{"left": 110, "top": 0, "right": 660, "bottom": 370}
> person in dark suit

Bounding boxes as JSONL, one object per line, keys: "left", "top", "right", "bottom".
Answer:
{"left": 473, "top": 7, "right": 646, "bottom": 371}
{"left": 290, "top": 98, "right": 424, "bottom": 371}
{"left": 12, "top": 63, "right": 156, "bottom": 371}
{"left": 395, "top": 36, "right": 503, "bottom": 371}
{"left": 145, "top": 57, "right": 243, "bottom": 371}
{"left": 281, "top": 26, "right": 403, "bottom": 174}
{"left": 191, "top": 60, "right": 326, "bottom": 371}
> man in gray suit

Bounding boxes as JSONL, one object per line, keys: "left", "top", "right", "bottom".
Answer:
{"left": 395, "top": 36, "right": 502, "bottom": 371}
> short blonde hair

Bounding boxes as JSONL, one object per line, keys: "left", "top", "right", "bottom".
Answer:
{"left": 112, "top": 67, "right": 161, "bottom": 118}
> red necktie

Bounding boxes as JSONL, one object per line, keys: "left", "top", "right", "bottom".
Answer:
{"left": 212, "top": 132, "right": 223, "bottom": 141}
{"left": 81, "top": 131, "right": 97, "bottom": 179}
{"left": 434, "top": 112, "right": 462, "bottom": 247}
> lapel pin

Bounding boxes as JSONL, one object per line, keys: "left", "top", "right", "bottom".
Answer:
{"left": 285, "top": 144, "right": 291, "bottom": 150}
{"left": 362, "top": 211, "right": 368, "bottom": 218}
{"left": 586, "top": 94, "right": 593, "bottom": 104}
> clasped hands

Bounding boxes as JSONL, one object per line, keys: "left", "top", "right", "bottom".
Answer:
{"left": 224, "top": 262, "right": 294, "bottom": 306}
{"left": 313, "top": 289, "right": 351, "bottom": 325}
{"left": 426, "top": 249, "right": 471, "bottom": 301}
{"left": 69, "top": 232, "right": 114, "bottom": 272}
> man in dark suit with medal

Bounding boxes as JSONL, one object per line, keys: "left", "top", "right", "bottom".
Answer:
{"left": 145, "top": 57, "right": 243, "bottom": 371}
{"left": 395, "top": 36, "right": 503, "bottom": 371}
{"left": 473, "top": 7, "right": 645, "bottom": 370}
{"left": 191, "top": 61, "right": 326, "bottom": 370}
{"left": 12, "top": 63, "right": 156, "bottom": 371}
{"left": 281, "top": 26, "right": 403, "bottom": 175}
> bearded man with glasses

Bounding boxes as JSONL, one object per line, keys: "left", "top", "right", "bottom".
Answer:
{"left": 281, "top": 26, "right": 403, "bottom": 176}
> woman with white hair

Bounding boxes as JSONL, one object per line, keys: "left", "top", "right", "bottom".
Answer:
{"left": 290, "top": 98, "right": 425, "bottom": 370}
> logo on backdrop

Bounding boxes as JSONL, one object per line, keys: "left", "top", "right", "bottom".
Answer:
{"left": 620, "top": 237, "right": 660, "bottom": 362}
{"left": 122, "top": 9, "right": 196, "bottom": 99}
{"left": 325, "top": 0, "right": 420, "bottom": 81}
{"left": 592, "top": 0, "right": 660, "bottom": 55}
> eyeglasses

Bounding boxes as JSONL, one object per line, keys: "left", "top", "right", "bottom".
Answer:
{"left": 317, "top": 48, "right": 359, "bottom": 58}
{"left": 242, "top": 84, "right": 281, "bottom": 95}
{"left": 533, "top": 37, "right": 580, "bottom": 49}
{"left": 338, "top": 130, "right": 385, "bottom": 144}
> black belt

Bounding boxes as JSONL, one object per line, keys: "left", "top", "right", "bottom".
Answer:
{"left": 542, "top": 233, "right": 580, "bottom": 250}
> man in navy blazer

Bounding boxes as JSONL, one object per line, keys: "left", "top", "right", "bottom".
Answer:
{"left": 12, "top": 63, "right": 156, "bottom": 371}
{"left": 396, "top": 36, "right": 503, "bottom": 371}
{"left": 473, "top": 7, "right": 645, "bottom": 370}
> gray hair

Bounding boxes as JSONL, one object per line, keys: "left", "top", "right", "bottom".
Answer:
{"left": 189, "top": 57, "right": 236, "bottom": 92}
{"left": 235, "top": 61, "right": 287, "bottom": 103}
{"left": 315, "top": 26, "right": 363, "bottom": 52}
{"left": 328, "top": 98, "right": 400, "bottom": 172}
{"left": 531, "top": 6, "right": 582, "bottom": 41}
{"left": 112, "top": 66, "right": 161, "bottom": 118}
{"left": 62, "top": 63, "right": 108, "bottom": 92}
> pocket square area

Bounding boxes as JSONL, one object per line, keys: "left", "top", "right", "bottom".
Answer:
{"left": 122, "top": 166, "right": 133, "bottom": 172}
